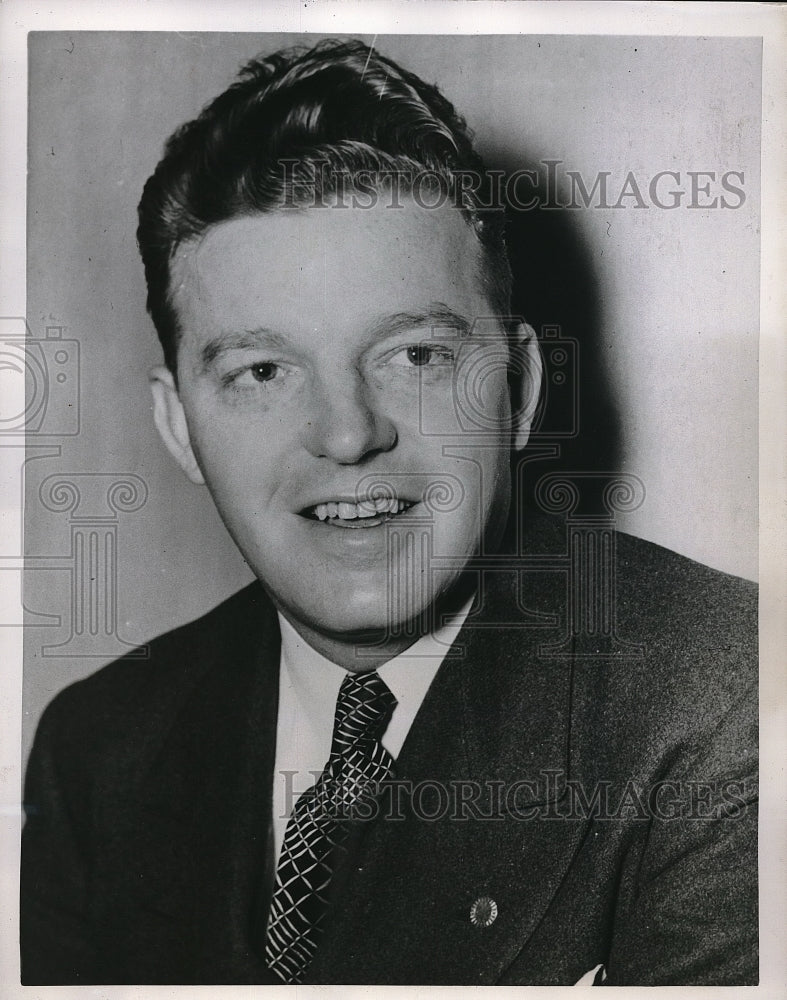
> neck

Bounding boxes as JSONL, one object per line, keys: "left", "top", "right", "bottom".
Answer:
{"left": 280, "top": 624, "right": 416, "bottom": 673}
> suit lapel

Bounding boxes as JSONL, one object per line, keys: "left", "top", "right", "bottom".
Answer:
{"left": 306, "top": 524, "right": 590, "bottom": 984}
{"left": 110, "top": 584, "right": 282, "bottom": 983}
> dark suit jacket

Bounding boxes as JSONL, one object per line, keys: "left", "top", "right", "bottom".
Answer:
{"left": 20, "top": 516, "right": 758, "bottom": 985}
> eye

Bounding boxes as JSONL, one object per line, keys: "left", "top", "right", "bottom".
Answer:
{"left": 218, "top": 359, "right": 290, "bottom": 391}
{"left": 388, "top": 344, "right": 455, "bottom": 368}
{"left": 250, "top": 361, "right": 279, "bottom": 383}
{"left": 407, "top": 345, "right": 434, "bottom": 367}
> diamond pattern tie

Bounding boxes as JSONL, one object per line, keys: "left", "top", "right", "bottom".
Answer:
{"left": 265, "top": 670, "right": 397, "bottom": 984}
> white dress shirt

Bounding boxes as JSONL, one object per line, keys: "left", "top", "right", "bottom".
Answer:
{"left": 272, "top": 599, "right": 474, "bottom": 864}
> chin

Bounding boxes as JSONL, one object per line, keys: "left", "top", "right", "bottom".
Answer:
{"left": 295, "top": 587, "right": 440, "bottom": 644}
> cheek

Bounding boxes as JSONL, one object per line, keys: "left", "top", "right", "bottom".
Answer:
{"left": 182, "top": 410, "right": 264, "bottom": 507}
{"left": 436, "top": 449, "right": 511, "bottom": 539}
{"left": 485, "top": 369, "right": 514, "bottom": 422}
{"left": 186, "top": 421, "right": 238, "bottom": 482}
{"left": 184, "top": 388, "right": 273, "bottom": 458}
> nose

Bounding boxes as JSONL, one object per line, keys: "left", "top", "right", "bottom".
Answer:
{"left": 301, "top": 368, "right": 397, "bottom": 464}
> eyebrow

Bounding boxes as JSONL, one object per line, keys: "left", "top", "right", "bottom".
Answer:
{"left": 366, "top": 304, "right": 472, "bottom": 341}
{"left": 199, "top": 329, "right": 288, "bottom": 371}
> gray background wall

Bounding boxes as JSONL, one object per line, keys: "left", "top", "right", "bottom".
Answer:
{"left": 23, "top": 32, "right": 760, "bottom": 759}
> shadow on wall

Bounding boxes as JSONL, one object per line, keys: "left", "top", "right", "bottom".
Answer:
{"left": 489, "top": 155, "right": 623, "bottom": 532}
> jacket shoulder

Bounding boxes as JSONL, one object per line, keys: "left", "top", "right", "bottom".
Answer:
{"left": 32, "top": 582, "right": 275, "bottom": 752}
{"left": 577, "top": 531, "right": 758, "bottom": 782}
{"left": 614, "top": 530, "right": 757, "bottom": 664}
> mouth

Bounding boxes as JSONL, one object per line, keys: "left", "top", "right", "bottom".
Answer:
{"left": 300, "top": 495, "right": 417, "bottom": 529}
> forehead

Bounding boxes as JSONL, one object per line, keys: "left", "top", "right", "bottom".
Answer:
{"left": 169, "top": 200, "right": 490, "bottom": 342}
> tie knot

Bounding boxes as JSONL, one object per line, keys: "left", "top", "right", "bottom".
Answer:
{"left": 331, "top": 671, "right": 396, "bottom": 758}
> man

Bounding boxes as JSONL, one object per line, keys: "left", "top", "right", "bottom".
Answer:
{"left": 20, "top": 39, "right": 757, "bottom": 985}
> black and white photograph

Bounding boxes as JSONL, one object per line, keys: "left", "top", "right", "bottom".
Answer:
{"left": 1, "top": 1, "right": 784, "bottom": 993}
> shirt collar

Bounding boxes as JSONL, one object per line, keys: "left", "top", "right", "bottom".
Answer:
{"left": 277, "top": 596, "right": 474, "bottom": 758}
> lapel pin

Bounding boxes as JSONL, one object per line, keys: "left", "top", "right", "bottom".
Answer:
{"left": 470, "top": 896, "right": 498, "bottom": 927}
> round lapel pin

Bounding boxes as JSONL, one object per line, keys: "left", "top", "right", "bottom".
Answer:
{"left": 470, "top": 896, "right": 498, "bottom": 927}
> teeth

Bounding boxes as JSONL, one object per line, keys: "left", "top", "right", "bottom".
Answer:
{"left": 310, "top": 496, "right": 414, "bottom": 521}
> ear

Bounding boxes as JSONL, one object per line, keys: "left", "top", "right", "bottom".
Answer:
{"left": 149, "top": 366, "right": 205, "bottom": 485}
{"left": 510, "top": 322, "right": 544, "bottom": 450}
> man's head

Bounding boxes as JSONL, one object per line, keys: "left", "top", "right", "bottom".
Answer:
{"left": 139, "top": 40, "right": 542, "bottom": 659}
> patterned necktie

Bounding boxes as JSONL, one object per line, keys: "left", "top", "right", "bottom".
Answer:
{"left": 265, "top": 670, "right": 397, "bottom": 984}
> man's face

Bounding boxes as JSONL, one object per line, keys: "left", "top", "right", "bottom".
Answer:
{"left": 153, "top": 199, "right": 537, "bottom": 648}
